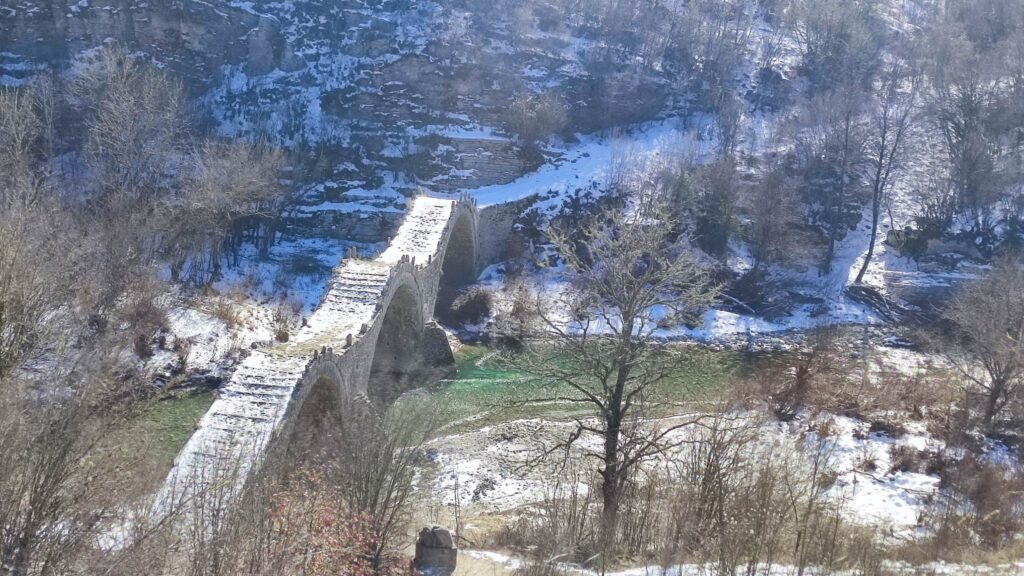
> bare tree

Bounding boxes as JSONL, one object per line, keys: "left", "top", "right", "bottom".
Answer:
{"left": 943, "top": 259, "right": 1024, "bottom": 432}
{"left": 791, "top": 88, "right": 868, "bottom": 274}
{"left": 692, "top": 160, "right": 738, "bottom": 259}
{"left": 508, "top": 198, "right": 717, "bottom": 564}
{"left": 0, "top": 87, "right": 48, "bottom": 210}
{"left": 286, "top": 386, "right": 435, "bottom": 572}
{"left": 62, "top": 46, "right": 190, "bottom": 315}
{"left": 505, "top": 91, "right": 568, "bottom": 147}
{"left": 334, "top": 394, "right": 435, "bottom": 569}
{"left": 788, "top": 0, "right": 884, "bottom": 93}
{"left": 854, "top": 57, "right": 920, "bottom": 283}
{"left": 0, "top": 60, "right": 180, "bottom": 576}
{"left": 927, "top": 29, "right": 1003, "bottom": 234}
{"left": 171, "top": 141, "right": 286, "bottom": 283}
{"left": 747, "top": 153, "right": 799, "bottom": 270}
{"left": 69, "top": 46, "right": 187, "bottom": 203}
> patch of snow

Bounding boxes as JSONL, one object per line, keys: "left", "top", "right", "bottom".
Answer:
{"left": 461, "top": 117, "right": 717, "bottom": 209}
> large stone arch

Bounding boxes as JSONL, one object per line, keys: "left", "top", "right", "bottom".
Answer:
{"left": 367, "top": 276, "right": 425, "bottom": 404}
{"left": 435, "top": 207, "right": 479, "bottom": 319}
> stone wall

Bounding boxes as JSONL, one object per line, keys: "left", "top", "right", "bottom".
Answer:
{"left": 477, "top": 195, "right": 536, "bottom": 268}
{"left": 433, "top": 138, "right": 533, "bottom": 192}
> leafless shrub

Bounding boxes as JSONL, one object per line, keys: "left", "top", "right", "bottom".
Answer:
{"left": 506, "top": 91, "right": 568, "bottom": 146}
{"left": 917, "top": 457, "right": 1024, "bottom": 559}
{"left": 889, "top": 443, "right": 923, "bottom": 474}
{"left": 272, "top": 295, "right": 302, "bottom": 343}
{"left": 735, "top": 330, "right": 847, "bottom": 421}
{"left": 942, "top": 258, "right": 1024, "bottom": 432}
{"left": 491, "top": 418, "right": 885, "bottom": 574}
{"left": 492, "top": 280, "right": 541, "bottom": 353}
{"left": 868, "top": 417, "right": 907, "bottom": 438}
{"left": 491, "top": 460, "right": 599, "bottom": 563}
{"left": 913, "top": 176, "right": 958, "bottom": 238}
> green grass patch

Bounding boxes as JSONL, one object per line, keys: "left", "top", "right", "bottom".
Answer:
{"left": 116, "top": 392, "right": 214, "bottom": 475}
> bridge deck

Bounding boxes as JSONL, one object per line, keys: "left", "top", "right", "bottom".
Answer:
{"left": 158, "top": 196, "right": 460, "bottom": 510}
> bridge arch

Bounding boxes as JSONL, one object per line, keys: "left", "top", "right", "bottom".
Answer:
{"left": 284, "top": 359, "right": 348, "bottom": 460}
{"left": 367, "top": 274, "right": 425, "bottom": 404}
{"left": 435, "top": 207, "right": 479, "bottom": 318}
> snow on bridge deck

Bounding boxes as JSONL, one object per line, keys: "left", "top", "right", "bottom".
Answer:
{"left": 157, "top": 195, "right": 477, "bottom": 512}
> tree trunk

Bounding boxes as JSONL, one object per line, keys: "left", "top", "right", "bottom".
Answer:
{"left": 599, "top": 360, "right": 628, "bottom": 571}
{"left": 855, "top": 182, "right": 882, "bottom": 284}
{"left": 983, "top": 378, "right": 1006, "bottom": 432}
{"left": 599, "top": 453, "right": 621, "bottom": 572}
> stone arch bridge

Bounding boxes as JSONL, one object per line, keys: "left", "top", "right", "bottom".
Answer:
{"left": 159, "top": 195, "right": 502, "bottom": 508}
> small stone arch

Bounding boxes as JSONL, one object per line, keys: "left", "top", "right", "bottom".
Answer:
{"left": 435, "top": 209, "right": 479, "bottom": 318}
{"left": 368, "top": 277, "right": 425, "bottom": 404}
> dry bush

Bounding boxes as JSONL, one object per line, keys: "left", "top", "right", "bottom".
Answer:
{"left": 641, "top": 422, "right": 883, "bottom": 576}
{"left": 205, "top": 298, "right": 243, "bottom": 330}
{"left": 487, "top": 419, "right": 885, "bottom": 575}
{"left": 492, "top": 281, "right": 541, "bottom": 353}
{"left": 216, "top": 470, "right": 413, "bottom": 576}
{"left": 950, "top": 459, "right": 1024, "bottom": 548}
{"left": 272, "top": 295, "right": 302, "bottom": 343}
{"left": 910, "top": 457, "right": 1024, "bottom": 562}
{"left": 168, "top": 394, "right": 432, "bottom": 575}
{"left": 737, "top": 332, "right": 958, "bottom": 431}
{"left": 488, "top": 461, "right": 599, "bottom": 564}
{"left": 734, "top": 331, "right": 848, "bottom": 422}
{"left": 888, "top": 443, "right": 924, "bottom": 474}
{"left": 506, "top": 91, "right": 567, "bottom": 145}
{"left": 0, "top": 354, "right": 173, "bottom": 574}
{"left": 196, "top": 286, "right": 249, "bottom": 330}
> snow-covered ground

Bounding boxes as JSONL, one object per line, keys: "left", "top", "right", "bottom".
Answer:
{"left": 426, "top": 409, "right": 945, "bottom": 539}
{"left": 459, "top": 117, "right": 717, "bottom": 209}
{"left": 460, "top": 548, "right": 1024, "bottom": 576}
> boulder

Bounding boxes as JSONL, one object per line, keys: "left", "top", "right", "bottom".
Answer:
{"left": 414, "top": 526, "right": 457, "bottom": 576}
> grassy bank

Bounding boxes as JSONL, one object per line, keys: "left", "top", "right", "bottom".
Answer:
{"left": 426, "top": 344, "right": 749, "bottom": 434}
{"left": 111, "top": 391, "right": 215, "bottom": 496}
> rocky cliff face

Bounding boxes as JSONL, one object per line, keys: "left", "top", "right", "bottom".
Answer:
{"left": 1, "top": 0, "right": 680, "bottom": 244}
{"left": 0, "top": 0, "right": 301, "bottom": 86}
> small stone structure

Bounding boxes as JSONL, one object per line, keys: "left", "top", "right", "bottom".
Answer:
{"left": 414, "top": 526, "right": 458, "bottom": 576}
